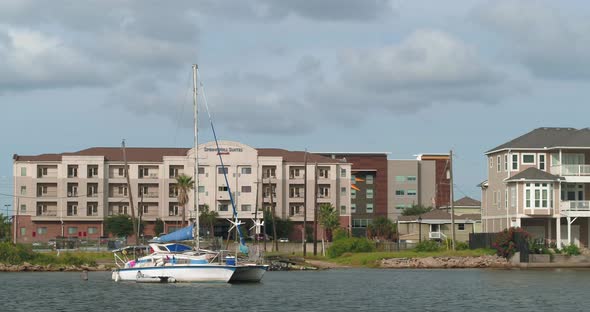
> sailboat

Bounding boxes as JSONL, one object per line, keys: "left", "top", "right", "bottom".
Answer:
{"left": 111, "top": 65, "right": 268, "bottom": 283}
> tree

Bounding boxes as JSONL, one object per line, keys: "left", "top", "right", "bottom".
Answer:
{"left": 0, "top": 213, "right": 11, "bottom": 241}
{"left": 199, "top": 204, "right": 218, "bottom": 238}
{"left": 401, "top": 204, "right": 432, "bottom": 216}
{"left": 318, "top": 203, "right": 340, "bottom": 256}
{"left": 263, "top": 209, "right": 293, "bottom": 239}
{"left": 154, "top": 218, "right": 164, "bottom": 236}
{"left": 176, "top": 174, "right": 195, "bottom": 227}
{"left": 367, "top": 216, "right": 396, "bottom": 240}
{"left": 104, "top": 215, "right": 134, "bottom": 238}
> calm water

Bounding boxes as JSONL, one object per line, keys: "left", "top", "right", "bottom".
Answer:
{"left": 1, "top": 269, "right": 589, "bottom": 311}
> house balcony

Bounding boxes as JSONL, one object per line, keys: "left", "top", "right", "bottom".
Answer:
{"left": 551, "top": 165, "right": 590, "bottom": 182}
{"left": 561, "top": 200, "right": 590, "bottom": 217}
{"left": 524, "top": 208, "right": 553, "bottom": 216}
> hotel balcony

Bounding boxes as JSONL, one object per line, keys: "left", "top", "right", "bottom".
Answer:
{"left": 561, "top": 200, "right": 590, "bottom": 217}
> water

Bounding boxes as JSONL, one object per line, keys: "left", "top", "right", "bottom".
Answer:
{"left": 0, "top": 269, "right": 588, "bottom": 311}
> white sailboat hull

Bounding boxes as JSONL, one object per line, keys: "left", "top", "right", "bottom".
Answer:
{"left": 112, "top": 265, "right": 235, "bottom": 283}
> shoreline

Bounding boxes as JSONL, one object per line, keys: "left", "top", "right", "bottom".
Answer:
{"left": 0, "top": 262, "right": 113, "bottom": 272}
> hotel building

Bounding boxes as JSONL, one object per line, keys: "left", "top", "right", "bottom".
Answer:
{"left": 12, "top": 141, "right": 351, "bottom": 243}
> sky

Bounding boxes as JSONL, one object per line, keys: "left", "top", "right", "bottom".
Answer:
{"left": 1, "top": 0, "right": 590, "bottom": 213}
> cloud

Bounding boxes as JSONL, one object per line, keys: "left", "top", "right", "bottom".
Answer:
{"left": 474, "top": 0, "right": 590, "bottom": 80}
{"left": 306, "top": 29, "right": 516, "bottom": 114}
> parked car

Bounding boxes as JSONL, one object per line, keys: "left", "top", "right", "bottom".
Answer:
{"left": 278, "top": 238, "right": 289, "bottom": 243}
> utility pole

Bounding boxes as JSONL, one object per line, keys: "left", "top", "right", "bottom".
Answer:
{"left": 138, "top": 193, "right": 143, "bottom": 244}
{"left": 313, "top": 163, "right": 318, "bottom": 256}
{"left": 303, "top": 149, "right": 308, "bottom": 257}
{"left": 269, "top": 178, "right": 278, "bottom": 252}
{"left": 263, "top": 180, "right": 267, "bottom": 252}
{"left": 449, "top": 149, "right": 456, "bottom": 251}
{"left": 122, "top": 139, "right": 138, "bottom": 246}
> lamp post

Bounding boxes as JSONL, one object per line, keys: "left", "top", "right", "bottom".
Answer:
{"left": 418, "top": 216, "right": 422, "bottom": 243}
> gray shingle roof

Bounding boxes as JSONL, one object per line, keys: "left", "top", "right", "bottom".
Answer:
{"left": 486, "top": 127, "right": 590, "bottom": 154}
{"left": 506, "top": 167, "right": 564, "bottom": 181}
{"left": 453, "top": 196, "right": 481, "bottom": 207}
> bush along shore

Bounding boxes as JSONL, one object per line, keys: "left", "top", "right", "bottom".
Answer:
{"left": 0, "top": 242, "right": 112, "bottom": 272}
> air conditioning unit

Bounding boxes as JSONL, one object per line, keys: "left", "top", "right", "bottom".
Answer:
{"left": 67, "top": 192, "right": 72, "bottom": 197}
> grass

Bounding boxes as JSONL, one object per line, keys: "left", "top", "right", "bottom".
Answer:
{"left": 0, "top": 242, "right": 113, "bottom": 266}
{"left": 323, "top": 249, "right": 496, "bottom": 268}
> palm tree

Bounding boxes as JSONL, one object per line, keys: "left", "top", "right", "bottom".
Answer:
{"left": 199, "top": 204, "right": 219, "bottom": 238}
{"left": 367, "top": 216, "right": 395, "bottom": 240}
{"left": 318, "top": 203, "right": 340, "bottom": 256}
{"left": 175, "top": 174, "right": 194, "bottom": 227}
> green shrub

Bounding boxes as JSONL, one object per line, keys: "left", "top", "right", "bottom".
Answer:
{"left": 332, "top": 229, "right": 349, "bottom": 242}
{"left": 327, "top": 237, "right": 375, "bottom": 258}
{"left": 455, "top": 241, "right": 469, "bottom": 250}
{"left": 0, "top": 242, "right": 97, "bottom": 266}
{"left": 493, "top": 227, "right": 530, "bottom": 258}
{"left": 414, "top": 240, "right": 441, "bottom": 252}
{"left": 562, "top": 244, "right": 581, "bottom": 256}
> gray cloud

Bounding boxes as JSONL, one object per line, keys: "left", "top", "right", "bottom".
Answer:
{"left": 474, "top": 0, "right": 590, "bottom": 80}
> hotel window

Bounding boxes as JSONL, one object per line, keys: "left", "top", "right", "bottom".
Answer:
{"left": 218, "top": 204, "right": 229, "bottom": 212}
{"left": 141, "top": 204, "right": 149, "bottom": 214}
{"left": 289, "top": 168, "right": 301, "bottom": 179}
{"left": 218, "top": 186, "right": 228, "bottom": 192}
{"left": 67, "top": 203, "right": 78, "bottom": 216}
{"left": 67, "top": 165, "right": 78, "bottom": 178}
{"left": 37, "top": 227, "right": 47, "bottom": 235}
{"left": 366, "top": 175, "right": 374, "bottom": 185}
{"left": 169, "top": 205, "right": 179, "bottom": 216}
{"left": 395, "top": 190, "right": 405, "bottom": 196}
{"left": 118, "top": 167, "right": 125, "bottom": 177}
{"left": 318, "top": 186, "right": 330, "bottom": 198}
{"left": 395, "top": 204, "right": 406, "bottom": 210}
{"left": 88, "top": 227, "right": 98, "bottom": 235}
{"left": 340, "top": 168, "right": 346, "bottom": 178}
{"left": 241, "top": 167, "right": 252, "bottom": 175}
{"left": 525, "top": 183, "right": 553, "bottom": 208}
{"left": 118, "top": 205, "right": 128, "bottom": 215}
{"left": 522, "top": 154, "right": 536, "bottom": 165}
{"left": 539, "top": 154, "right": 546, "bottom": 171}
{"left": 20, "top": 186, "right": 26, "bottom": 195}
{"left": 407, "top": 176, "right": 417, "bottom": 182}
{"left": 198, "top": 167, "right": 205, "bottom": 174}
{"left": 351, "top": 174, "right": 356, "bottom": 182}
{"left": 241, "top": 186, "right": 251, "bottom": 193}
{"left": 198, "top": 186, "right": 205, "bottom": 193}
{"left": 366, "top": 203, "right": 374, "bottom": 213}
{"left": 241, "top": 204, "right": 252, "bottom": 211}
{"left": 118, "top": 185, "right": 127, "bottom": 196}
{"left": 366, "top": 189, "right": 374, "bottom": 199}
{"left": 458, "top": 224, "right": 465, "bottom": 231}
{"left": 504, "top": 155, "right": 508, "bottom": 171}
{"left": 87, "top": 203, "right": 98, "bottom": 216}
{"left": 340, "top": 205, "right": 346, "bottom": 214}
{"left": 351, "top": 204, "right": 356, "bottom": 213}
{"left": 218, "top": 167, "right": 228, "bottom": 174}
{"left": 407, "top": 189, "right": 417, "bottom": 196}
{"left": 395, "top": 176, "right": 405, "bottom": 182}
{"left": 263, "top": 167, "right": 276, "bottom": 178}
{"left": 20, "top": 204, "right": 26, "bottom": 213}
{"left": 88, "top": 165, "right": 98, "bottom": 178}
{"left": 68, "top": 227, "right": 78, "bottom": 235}
{"left": 319, "top": 168, "right": 330, "bottom": 178}
{"left": 21, "top": 167, "right": 26, "bottom": 176}
{"left": 497, "top": 156, "right": 501, "bottom": 172}
{"left": 512, "top": 154, "right": 519, "bottom": 170}
{"left": 341, "top": 187, "right": 346, "bottom": 194}
{"left": 351, "top": 189, "right": 356, "bottom": 199}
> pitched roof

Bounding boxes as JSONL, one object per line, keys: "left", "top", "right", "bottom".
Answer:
{"left": 486, "top": 127, "right": 590, "bottom": 154}
{"left": 453, "top": 196, "right": 481, "bottom": 207}
{"left": 397, "top": 210, "right": 479, "bottom": 222}
{"left": 506, "top": 167, "right": 564, "bottom": 182}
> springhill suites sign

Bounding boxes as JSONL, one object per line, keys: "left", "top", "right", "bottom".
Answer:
{"left": 204, "top": 147, "right": 243, "bottom": 153}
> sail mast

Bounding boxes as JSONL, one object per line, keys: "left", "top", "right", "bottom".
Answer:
{"left": 193, "top": 64, "right": 200, "bottom": 251}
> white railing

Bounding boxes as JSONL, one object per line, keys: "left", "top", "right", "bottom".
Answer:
{"left": 561, "top": 200, "right": 590, "bottom": 211}
{"left": 429, "top": 232, "right": 444, "bottom": 239}
{"left": 551, "top": 165, "right": 590, "bottom": 176}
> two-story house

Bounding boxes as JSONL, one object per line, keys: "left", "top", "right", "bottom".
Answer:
{"left": 481, "top": 127, "right": 590, "bottom": 248}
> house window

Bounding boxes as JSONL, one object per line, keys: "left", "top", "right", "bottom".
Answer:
{"left": 241, "top": 185, "right": 251, "bottom": 193}
{"left": 366, "top": 203, "right": 373, "bottom": 213}
{"left": 20, "top": 204, "right": 26, "bottom": 213}
{"left": 218, "top": 204, "right": 229, "bottom": 212}
{"left": 341, "top": 187, "right": 346, "bottom": 194}
{"left": 504, "top": 155, "right": 508, "bottom": 171}
{"left": 218, "top": 186, "right": 228, "bottom": 192}
{"left": 407, "top": 189, "right": 417, "bottom": 196}
{"left": 395, "top": 190, "right": 405, "bottom": 196}
{"left": 351, "top": 204, "right": 356, "bottom": 213}
{"left": 68, "top": 227, "right": 78, "bottom": 235}
{"left": 497, "top": 156, "right": 501, "bottom": 173}
{"left": 522, "top": 154, "right": 536, "bottom": 165}
{"left": 241, "top": 167, "right": 251, "bottom": 175}
{"left": 366, "top": 175, "right": 374, "bottom": 184}
{"left": 37, "top": 227, "right": 47, "bottom": 235}
{"left": 366, "top": 189, "right": 374, "bottom": 199}
{"left": 88, "top": 227, "right": 98, "bottom": 235}
{"left": 458, "top": 224, "right": 465, "bottom": 231}
{"left": 198, "top": 167, "right": 205, "bottom": 174}
{"left": 512, "top": 154, "right": 519, "bottom": 170}
{"left": 20, "top": 186, "right": 26, "bottom": 195}
{"left": 525, "top": 183, "right": 553, "bottom": 208}
{"left": 21, "top": 167, "right": 26, "bottom": 176}
{"left": 407, "top": 176, "right": 417, "bottom": 182}
{"left": 489, "top": 157, "right": 493, "bottom": 168}
{"left": 20, "top": 227, "right": 26, "bottom": 236}
{"left": 340, "top": 205, "right": 346, "bottom": 214}
{"left": 340, "top": 168, "right": 346, "bottom": 178}
{"left": 198, "top": 186, "right": 205, "bottom": 193}
{"left": 395, "top": 176, "right": 405, "bottom": 182}
{"left": 505, "top": 189, "right": 508, "bottom": 210}
{"left": 241, "top": 204, "right": 252, "bottom": 211}
{"left": 218, "top": 167, "right": 228, "bottom": 174}
{"left": 510, "top": 186, "right": 516, "bottom": 208}
{"left": 539, "top": 154, "right": 546, "bottom": 171}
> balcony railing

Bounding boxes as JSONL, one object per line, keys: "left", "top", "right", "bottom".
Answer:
{"left": 36, "top": 210, "right": 57, "bottom": 217}
{"left": 561, "top": 200, "right": 590, "bottom": 212}
{"left": 429, "top": 232, "right": 446, "bottom": 239}
{"left": 141, "top": 192, "right": 159, "bottom": 198}
{"left": 551, "top": 165, "right": 590, "bottom": 176}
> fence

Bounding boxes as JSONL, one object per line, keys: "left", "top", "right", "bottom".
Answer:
{"left": 469, "top": 232, "right": 529, "bottom": 262}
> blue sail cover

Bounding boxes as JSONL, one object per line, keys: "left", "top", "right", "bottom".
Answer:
{"left": 152, "top": 224, "right": 193, "bottom": 243}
